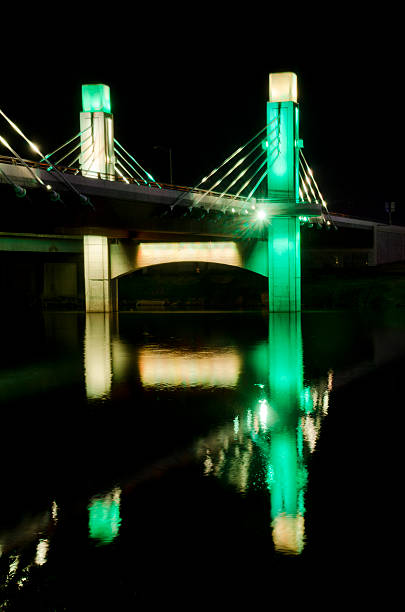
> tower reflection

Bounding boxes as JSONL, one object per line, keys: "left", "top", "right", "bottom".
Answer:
{"left": 196, "top": 313, "right": 332, "bottom": 555}
{"left": 88, "top": 487, "right": 122, "bottom": 545}
{"left": 266, "top": 313, "right": 305, "bottom": 554}
{"left": 82, "top": 312, "right": 332, "bottom": 554}
{"left": 84, "top": 313, "right": 113, "bottom": 399}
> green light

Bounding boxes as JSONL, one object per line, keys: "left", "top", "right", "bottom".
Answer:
{"left": 88, "top": 489, "right": 121, "bottom": 544}
{"left": 82, "top": 84, "right": 111, "bottom": 113}
{"left": 268, "top": 217, "right": 301, "bottom": 311}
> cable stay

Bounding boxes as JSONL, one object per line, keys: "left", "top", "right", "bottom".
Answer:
{"left": 193, "top": 129, "right": 278, "bottom": 210}
{"left": 185, "top": 123, "right": 280, "bottom": 212}
{"left": 0, "top": 135, "right": 61, "bottom": 201}
{"left": 113, "top": 145, "right": 145, "bottom": 185}
{"left": 113, "top": 139, "right": 160, "bottom": 188}
{"left": 0, "top": 107, "right": 94, "bottom": 206}
{"left": 299, "top": 151, "right": 332, "bottom": 222}
{"left": 297, "top": 150, "right": 335, "bottom": 229}
{"left": 299, "top": 151, "right": 328, "bottom": 210}
{"left": 299, "top": 167, "right": 312, "bottom": 203}
{"left": 170, "top": 118, "right": 279, "bottom": 209}
{"left": 221, "top": 149, "right": 282, "bottom": 212}
{"left": 115, "top": 164, "right": 132, "bottom": 185}
{"left": 210, "top": 147, "right": 272, "bottom": 211}
{"left": 42, "top": 126, "right": 91, "bottom": 170}
{"left": 37, "top": 124, "right": 160, "bottom": 188}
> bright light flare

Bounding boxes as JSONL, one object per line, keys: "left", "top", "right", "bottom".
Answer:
{"left": 30, "top": 142, "right": 41, "bottom": 155}
{"left": 0, "top": 135, "right": 10, "bottom": 149}
{"left": 256, "top": 210, "right": 266, "bottom": 221}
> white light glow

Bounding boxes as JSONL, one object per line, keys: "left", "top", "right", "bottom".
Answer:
{"left": 30, "top": 143, "right": 41, "bottom": 155}
{"left": 136, "top": 241, "right": 242, "bottom": 270}
{"left": 35, "top": 539, "right": 49, "bottom": 566}
{"left": 139, "top": 347, "right": 241, "bottom": 388}
{"left": 272, "top": 514, "right": 305, "bottom": 555}
{"left": 269, "top": 72, "right": 298, "bottom": 103}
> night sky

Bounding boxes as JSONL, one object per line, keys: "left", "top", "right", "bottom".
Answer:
{"left": 1, "top": 6, "right": 403, "bottom": 224}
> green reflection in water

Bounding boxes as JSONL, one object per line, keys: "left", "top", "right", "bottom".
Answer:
{"left": 267, "top": 314, "right": 305, "bottom": 554}
{"left": 196, "top": 313, "right": 331, "bottom": 556}
{"left": 88, "top": 488, "right": 121, "bottom": 545}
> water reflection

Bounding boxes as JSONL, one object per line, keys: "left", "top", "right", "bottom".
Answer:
{"left": 3, "top": 310, "right": 405, "bottom": 605}
{"left": 0, "top": 500, "right": 58, "bottom": 596}
{"left": 138, "top": 347, "right": 241, "bottom": 388}
{"left": 81, "top": 312, "right": 332, "bottom": 555}
{"left": 84, "top": 313, "right": 112, "bottom": 399}
{"left": 84, "top": 313, "right": 243, "bottom": 394}
{"left": 88, "top": 487, "right": 122, "bottom": 545}
{"left": 195, "top": 314, "right": 332, "bottom": 555}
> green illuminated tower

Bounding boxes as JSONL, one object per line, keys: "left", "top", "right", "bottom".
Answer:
{"left": 80, "top": 84, "right": 115, "bottom": 179}
{"left": 267, "top": 73, "right": 301, "bottom": 312}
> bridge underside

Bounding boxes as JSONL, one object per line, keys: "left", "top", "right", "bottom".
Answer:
{"left": 3, "top": 216, "right": 405, "bottom": 312}
{"left": 85, "top": 222, "right": 300, "bottom": 312}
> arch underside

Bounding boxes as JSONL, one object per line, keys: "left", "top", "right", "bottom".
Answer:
{"left": 110, "top": 240, "right": 269, "bottom": 279}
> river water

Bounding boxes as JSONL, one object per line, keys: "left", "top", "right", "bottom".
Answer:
{"left": 1, "top": 309, "right": 405, "bottom": 608}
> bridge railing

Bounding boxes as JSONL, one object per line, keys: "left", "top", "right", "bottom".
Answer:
{"left": 0, "top": 153, "right": 323, "bottom": 218}
{"left": 0, "top": 153, "right": 259, "bottom": 202}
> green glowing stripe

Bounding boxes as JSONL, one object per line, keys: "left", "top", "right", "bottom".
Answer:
{"left": 246, "top": 169, "right": 267, "bottom": 200}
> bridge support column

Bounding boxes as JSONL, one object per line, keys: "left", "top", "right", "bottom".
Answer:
{"left": 268, "top": 216, "right": 301, "bottom": 312}
{"left": 83, "top": 236, "right": 114, "bottom": 312}
{"left": 266, "top": 73, "right": 301, "bottom": 312}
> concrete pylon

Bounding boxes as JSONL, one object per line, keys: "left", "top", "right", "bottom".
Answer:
{"left": 83, "top": 235, "right": 112, "bottom": 312}
{"left": 80, "top": 84, "right": 115, "bottom": 180}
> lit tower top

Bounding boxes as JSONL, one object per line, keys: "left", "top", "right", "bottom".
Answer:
{"left": 269, "top": 72, "right": 298, "bottom": 103}
{"left": 80, "top": 84, "right": 115, "bottom": 180}
{"left": 82, "top": 84, "right": 112, "bottom": 113}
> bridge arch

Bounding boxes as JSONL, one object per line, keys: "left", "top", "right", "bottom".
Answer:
{"left": 117, "top": 258, "right": 269, "bottom": 310}
{"left": 110, "top": 240, "right": 269, "bottom": 279}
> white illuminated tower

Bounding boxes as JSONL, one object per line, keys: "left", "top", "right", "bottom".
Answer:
{"left": 80, "top": 84, "right": 115, "bottom": 179}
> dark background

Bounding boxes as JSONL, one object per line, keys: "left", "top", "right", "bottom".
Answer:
{"left": 1, "top": 5, "right": 403, "bottom": 224}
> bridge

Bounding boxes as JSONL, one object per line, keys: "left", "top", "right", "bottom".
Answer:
{"left": 1, "top": 73, "right": 403, "bottom": 312}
